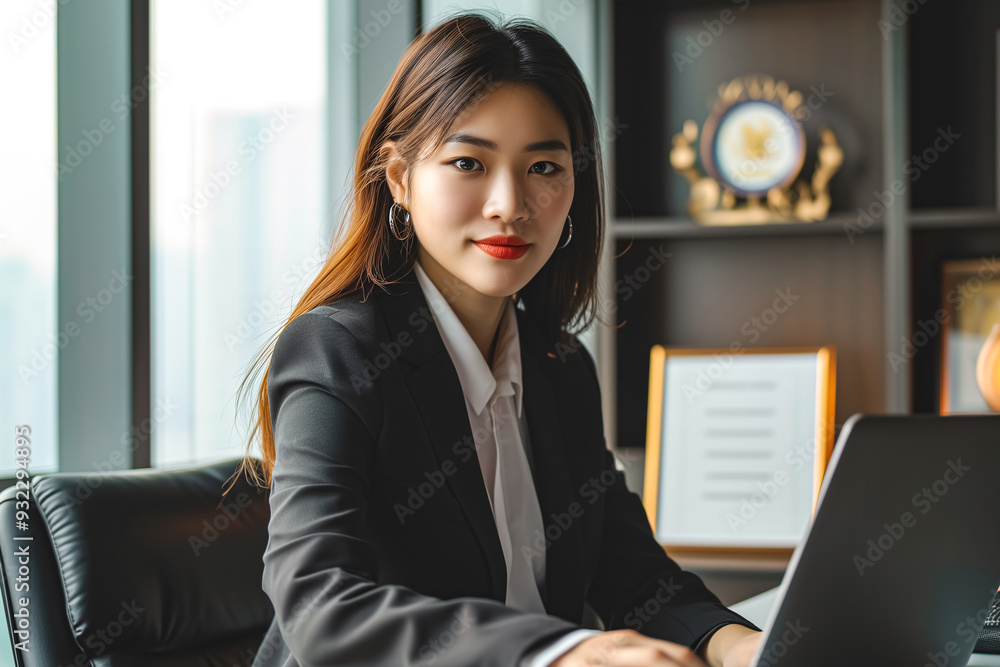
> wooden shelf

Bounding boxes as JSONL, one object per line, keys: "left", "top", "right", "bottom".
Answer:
{"left": 601, "top": 0, "right": 1000, "bottom": 611}
{"left": 613, "top": 214, "right": 878, "bottom": 239}
{"left": 612, "top": 209, "right": 1000, "bottom": 239}
{"left": 664, "top": 547, "right": 792, "bottom": 574}
{"left": 909, "top": 208, "right": 1000, "bottom": 230}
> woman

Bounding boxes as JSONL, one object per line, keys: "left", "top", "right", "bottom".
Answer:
{"left": 234, "top": 11, "right": 763, "bottom": 667}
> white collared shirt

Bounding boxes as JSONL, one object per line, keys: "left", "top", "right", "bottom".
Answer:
{"left": 412, "top": 260, "right": 599, "bottom": 666}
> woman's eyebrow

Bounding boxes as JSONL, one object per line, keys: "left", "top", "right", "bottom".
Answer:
{"left": 444, "top": 132, "right": 569, "bottom": 153}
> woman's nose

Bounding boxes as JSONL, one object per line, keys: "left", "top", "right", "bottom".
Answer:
{"left": 482, "top": 169, "right": 531, "bottom": 224}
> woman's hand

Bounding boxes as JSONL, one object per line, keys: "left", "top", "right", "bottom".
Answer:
{"left": 549, "top": 629, "right": 709, "bottom": 667}
{"left": 699, "top": 624, "right": 762, "bottom": 667}
{"left": 720, "top": 630, "right": 762, "bottom": 667}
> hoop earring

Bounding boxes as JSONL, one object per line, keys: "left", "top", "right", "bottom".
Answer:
{"left": 556, "top": 214, "right": 573, "bottom": 249}
{"left": 388, "top": 202, "right": 412, "bottom": 242}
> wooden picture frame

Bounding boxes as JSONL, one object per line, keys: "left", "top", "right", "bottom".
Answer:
{"left": 642, "top": 345, "right": 836, "bottom": 558}
{"left": 940, "top": 259, "right": 1000, "bottom": 415}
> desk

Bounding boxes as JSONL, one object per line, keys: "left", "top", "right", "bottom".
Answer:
{"left": 731, "top": 588, "right": 1000, "bottom": 667}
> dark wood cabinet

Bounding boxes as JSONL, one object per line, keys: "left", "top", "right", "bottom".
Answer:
{"left": 604, "top": 0, "right": 1000, "bottom": 598}
{"left": 608, "top": 0, "right": 1000, "bottom": 452}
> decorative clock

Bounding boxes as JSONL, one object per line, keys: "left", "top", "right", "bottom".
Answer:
{"left": 671, "top": 75, "right": 843, "bottom": 225}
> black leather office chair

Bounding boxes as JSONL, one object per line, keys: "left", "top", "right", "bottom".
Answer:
{"left": 0, "top": 457, "right": 274, "bottom": 666}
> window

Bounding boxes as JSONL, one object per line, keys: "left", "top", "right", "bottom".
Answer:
{"left": 150, "top": 0, "right": 328, "bottom": 467}
{"left": 0, "top": 0, "right": 58, "bottom": 476}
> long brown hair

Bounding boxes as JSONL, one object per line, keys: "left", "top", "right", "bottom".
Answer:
{"left": 228, "top": 9, "right": 606, "bottom": 494}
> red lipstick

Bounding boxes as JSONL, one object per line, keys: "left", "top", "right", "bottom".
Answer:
{"left": 472, "top": 235, "right": 530, "bottom": 260}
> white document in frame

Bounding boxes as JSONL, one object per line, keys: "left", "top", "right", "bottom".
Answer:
{"left": 655, "top": 353, "right": 818, "bottom": 548}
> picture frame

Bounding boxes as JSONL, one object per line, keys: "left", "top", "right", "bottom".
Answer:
{"left": 642, "top": 345, "right": 836, "bottom": 557}
{"left": 939, "top": 258, "right": 1000, "bottom": 415}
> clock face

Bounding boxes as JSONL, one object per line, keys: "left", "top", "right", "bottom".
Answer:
{"left": 700, "top": 99, "right": 806, "bottom": 197}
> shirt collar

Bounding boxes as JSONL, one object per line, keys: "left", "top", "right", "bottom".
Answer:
{"left": 413, "top": 260, "right": 523, "bottom": 418}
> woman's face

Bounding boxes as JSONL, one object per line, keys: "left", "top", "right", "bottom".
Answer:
{"left": 385, "top": 82, "right": 575, "bottom": 301}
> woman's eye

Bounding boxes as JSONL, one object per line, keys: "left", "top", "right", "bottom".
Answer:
{"left": 450, "top": 157, "right": 481, "bottom": 172}
{"left": 530, "top": 161, "right": 560, "bottom": 175}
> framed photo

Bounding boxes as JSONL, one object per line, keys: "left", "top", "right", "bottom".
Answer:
{"left": 642, "top": 345, "right": 836, "bottom": 556}
{"left": 940, "top": 259, "right": 1000, "bottom": 415}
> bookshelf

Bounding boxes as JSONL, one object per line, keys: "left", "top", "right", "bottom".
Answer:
{"left": 603, "top": 0, "right": 1000, "bottom": 597}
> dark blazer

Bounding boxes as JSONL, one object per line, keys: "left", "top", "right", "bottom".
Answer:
{"left": 251, "top": 263, "right": 759, "bottom": 667}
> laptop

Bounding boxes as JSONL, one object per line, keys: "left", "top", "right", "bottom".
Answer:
{"left": 746, "top": 412, "right": 1000, "bottom": 666}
